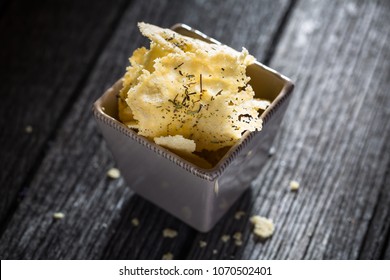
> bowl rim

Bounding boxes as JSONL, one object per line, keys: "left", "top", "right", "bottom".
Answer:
{"left": 93, "top": 23, "right": 294, "bottom": 181}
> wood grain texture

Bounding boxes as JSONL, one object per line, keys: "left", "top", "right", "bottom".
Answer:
{"left": 0, "top": 0, "right": 292, "bottom": 259}
{"left": 187, "top": 0, "right": 390, "bottom": 259}
{"left": 358, "top": 159, "right": 390, "bottom": 259}
{"left": 1, "top": 0, "right": 389, "bottom": 260}
{"left": 0, "top": 0, "right": 128, "bottom": 230}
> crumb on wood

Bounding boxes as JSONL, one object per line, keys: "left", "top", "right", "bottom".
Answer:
{"left": 199, "top": 241, "right": 207, "bottom": 248}
{"left": 233, "top": 232, "right": 243, "bottom": 246}
{"left": 162, "top": 252, "right": 173, "bottom": 260}
{"left": 233, "top": 232, "right": 242, "bottom": 240}
{"left": 234, "top": 239, "right": 243, "bottom": 246}
{"left": 53, "top": 212, "right": 65, "bottom": 220}
{"left": 25, "top": 125, "right": 33, "bottom": 133}
{"left": 289, "top": 180, "right": 300, "bottom": 191}
{"left": 107, "top": 168, "right": 120, "bottom": 179}
{"left": 131, "top": 218, "right": 139, "bottom": 227}
{"left": 221, "top": 234, "right": 230, "bottom": 243}
{"left": 234, "top": 210, "right": 246, "bottom": 220}
{"left": 250, "top": 215, "right": 274, "bottom": 239}
{"left": 212, "top": 249, "right": 218, "bottom": 254}
{"left": 162, "top": 228, "right": 178, "bottom": 238}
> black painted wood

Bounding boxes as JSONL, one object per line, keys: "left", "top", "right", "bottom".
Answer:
{"left": 186, "top": 0, "right": 390, "bottom": 260}
{"left": 0, "top": 0, "right": 128, "bottom": 230}
{"left": 0, "top": 0, "right": 389, "bottom": 260}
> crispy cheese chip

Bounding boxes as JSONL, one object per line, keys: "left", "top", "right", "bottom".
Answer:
{"left": 119, "top": 22, "right": 263, "bottom": 152}
{"left": 154, "top": 135, "right": 196, "bottom": 153}
{"left": 154, "top": 135, "right": 212, "bottom": 169}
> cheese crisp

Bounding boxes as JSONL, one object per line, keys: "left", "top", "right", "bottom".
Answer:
{"left": 119, "top": 23, "right": 265, "bottom": 162}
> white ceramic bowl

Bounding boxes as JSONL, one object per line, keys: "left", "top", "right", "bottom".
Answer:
{"left": 93, "top": 24, "right": 294, "bottom": 232}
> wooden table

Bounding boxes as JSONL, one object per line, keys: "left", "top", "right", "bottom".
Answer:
{"left": 1, "top": 0, "right": 389, "bottom": 260}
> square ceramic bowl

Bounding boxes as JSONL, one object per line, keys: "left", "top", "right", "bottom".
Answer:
{"left": 93, "top": 23, "right": 294, "bottom": 232}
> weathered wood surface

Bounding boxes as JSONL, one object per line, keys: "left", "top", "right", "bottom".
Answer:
{"left": 189, "top": 0, "right": 390, "bottom": 260}
{"left": 0, "top": 0, "right": 389, "bottom": 260}
{"left": 0, "top": 0, "right": 128, "bottom": 230}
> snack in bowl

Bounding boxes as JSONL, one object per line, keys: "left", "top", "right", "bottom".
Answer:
{"left": 93, "top": 23, "right": 294, "bottom": 232}
{"left": 118, "top": 22, "right": 270, "bottom": 167}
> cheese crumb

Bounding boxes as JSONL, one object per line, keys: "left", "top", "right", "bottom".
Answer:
{"left": 162, "top": 252, "right": 173, "bottom": 260}
{"left": 234, "top": 211, "right": 246, "bottom": 220}
{"left": 53, "top": 212, "right": 65, "bottom": 220}
{"left": 233, "top": 232, "right": 242, "bottom": 240}
{"left": 233, "top": 232, "right": 243, "bottom": 246}
{"left": 154, "top": 135, "right": 196, "bottom": 153}
{"left": 163, "top": 228, "right": 178, "bottom": 238}
{"left": 131, "top": 218, "right": 139, "bottom": 227}
{"left": 212, "top": 249, "right": 218, "bottom": 254}
{"left": 250, "top": 215, "right": 274, "bottom": 239}
{"left": 199, "top": 241, "right": 207, "bottom": 248}
{"left": 221, "top": 234, "right": 230, "bottom": 242}
{"left": 25, "top": 125, "right": 33, "bottom": 133}
{"left": 107, "top": 168, "right": 120, "bottom": 179}
{"left": 289, "top": 180, "right": 300, "bottom": 191}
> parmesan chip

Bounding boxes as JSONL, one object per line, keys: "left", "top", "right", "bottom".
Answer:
{"left": 154, "top": 135, "right": 196, "bottom": 153}
{"left": 119, "top": 22, "right": 263, "bottom": 161}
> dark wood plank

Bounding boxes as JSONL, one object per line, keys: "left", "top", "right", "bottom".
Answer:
{"left": 187, "top": 0, "right": 390, "bottom": 259}
{"left": 0, "top": 0, "right": 11, "bottom": 19}
{"left": 358, "top": 159, "right": 390, "bottom": 259}
{"left": 0, "top": 0, "right": 292, "bottom": 259}
{"left": 385, "top": 235, "right": 390, "bottom": 259}
{"left": 0, "top": 0, "right": 128, "bottom": 230}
